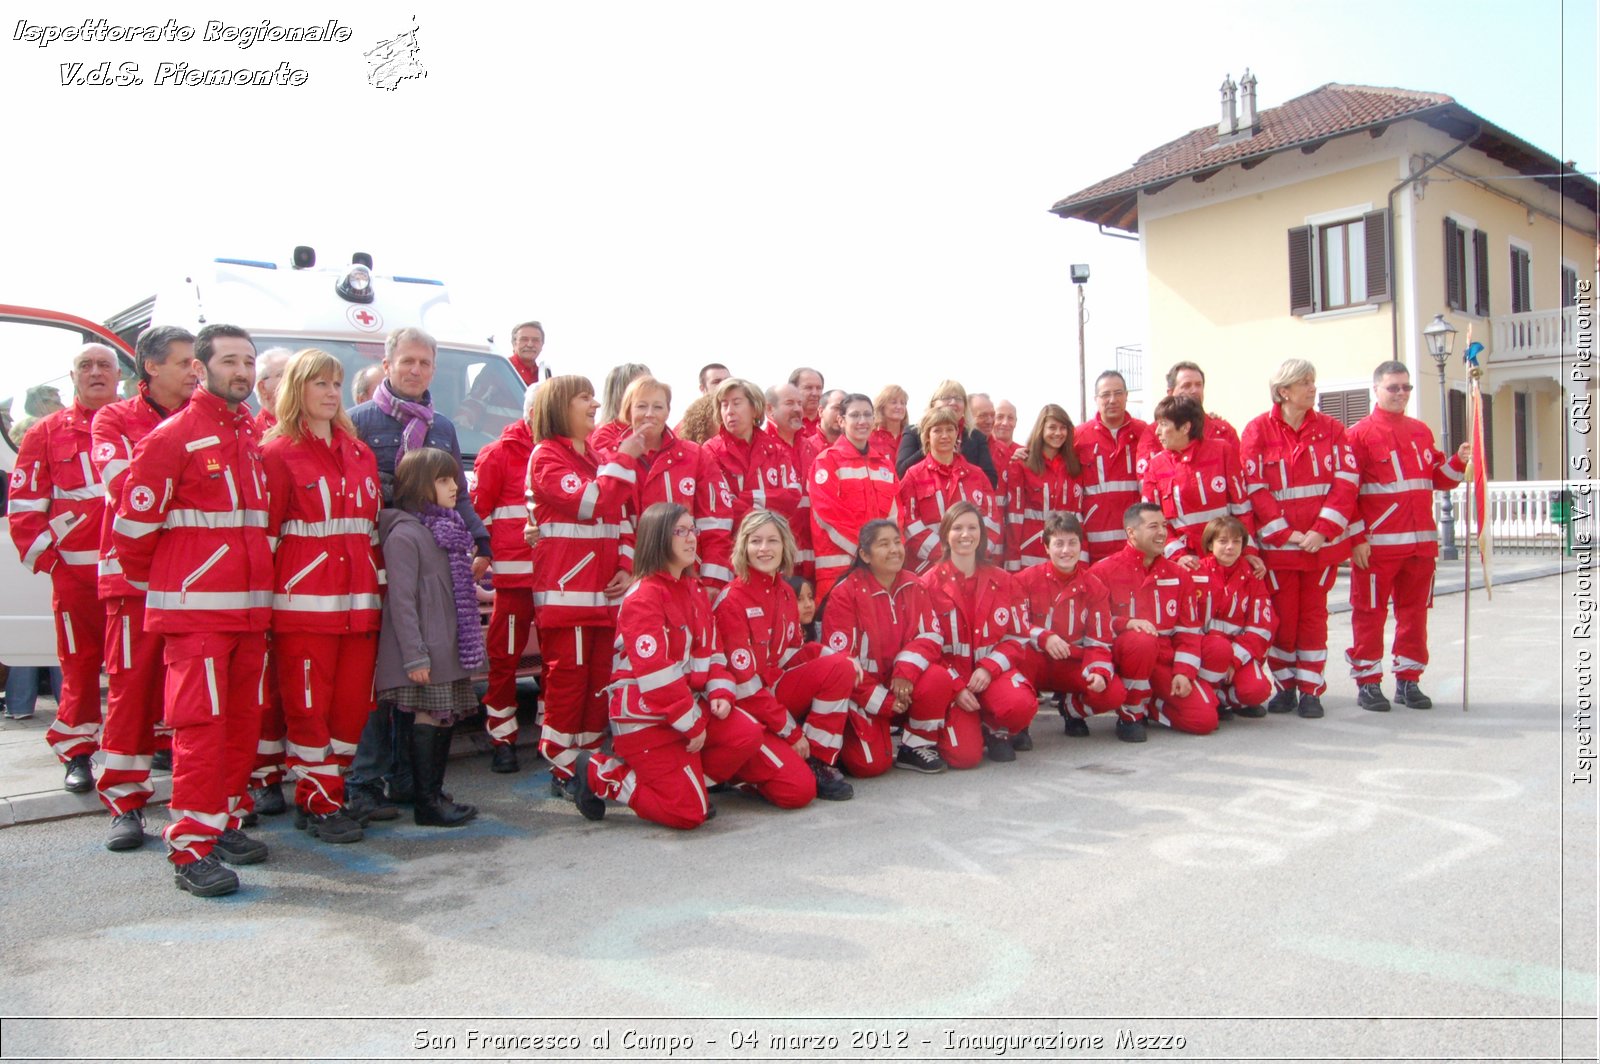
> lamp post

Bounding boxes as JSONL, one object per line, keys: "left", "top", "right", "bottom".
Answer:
{"left": 1071, "top": 263, "right": 1090, "bottom": 423}
{"left": 1423, "top": 313, "right": 1459, "bottom": 561}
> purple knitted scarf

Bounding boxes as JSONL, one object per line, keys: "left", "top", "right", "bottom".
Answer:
{"left": 373, "top": 379, "right": 434, "bottom": 456}
{"left": 418, "top": 504, "right": 486, "bottom": 670}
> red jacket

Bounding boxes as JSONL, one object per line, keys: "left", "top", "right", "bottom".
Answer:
{"left": 1240, "top": 405, "right": 1363, "bottom": 570}
{"left": 1140, "top": 437, "right": 1258, "bottom": 563}
{"left": 508, "top": 354, "right": 538, "bottom": 388}
{"left": 1074, "top": 415, "right": 1150, "bottom": 559}
{"left": 255, "top": 408, "right": 278, "bottom": 437}
{"left": 701, "top": 426, "right": 806, "bottom": 569}
{"left": 1138, "top": 413, "right": 1240, "bottom": 459}
{"left": 820, "top": 567, "right": 947, "bottom": 716}
{"left": 808, "top": 436, "right": 898, "bottom": 601}
{"left": 1346, "top": 408, "right": 1467, "bottom": 560}
{"left": 608, "top": 570, "right": 734, "bottom": 744}
{"left": 471, "top": 420, "right": 535, "bottom": 588}
{"left": 586, "top": 419, "right": 629, "bottom": 458}
{"left": 527, "top": 436, "right": 635, "bottom": 627}
{"left": 111, "top": 388, "right": 274, "bottom": 633}
{"left": 1093, "top": 545, "right": 1204, "bottom": 679}
{"left": 1003, "top": 452, "right": 1086, "bottom": 572}
{"left": 897, "top": 455, "right": 1001, "bottom": 574}
{"left": 8, "top": 401, "right": 105, "bottom": 582}
{"left": 263, "top": 429, "right": 382, "bottom": 633}
{"left": 1015, "top": 561, "right": 1115, "bottom": 679}
{"left": 1193, "top": 556, "right": 1276, "bottom": 669}
{"left": 867, "top": 428, "right": 902, "bottom": 462}
{"left": 712, "top": 569, "right": 814, "bottom": 737}
{"left": 601, "top": 428, "right": 738, "bottom": 589}
{"left": 919, "top": 560, "right": 1035, "bottom": 682}
{"left": 91, "top": 385, "right": 186, "bottom": 599}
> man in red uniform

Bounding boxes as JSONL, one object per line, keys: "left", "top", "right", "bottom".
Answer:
{"left": 8, "top": 343, "right": 120, "bottom": 792}
{"left": 91, "top": 326, "right": 199, "bottom": 850}
{"left": 113, "top": 323, "right": 274, "bottom": 898}
{"left": 789, "top": 367, "right": 825, "bottom": 439}
{"left": 1075, "top": 370, "right": 1150, "bottom": 565}
{"left": 1345, "top": 360, "right": 1470, "bottom": 710}
{"left": 252, "top": 347, "right": 291, "bottom": 434}
{"left": 508, "top": 321, "right": 545, "bottom": 387}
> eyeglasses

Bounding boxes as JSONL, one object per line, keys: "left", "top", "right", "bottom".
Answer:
{"left": 1382, "top": 384, "right": 1415, "bottom": 394}
{"left": 843, "top": 412, "right": 875, "bottom": 422}
{"left": 1097, "top": 390, "right": 1127, "bottom": 400}
{"left": 672, "top": 527, "right": 698, "bottom": 539}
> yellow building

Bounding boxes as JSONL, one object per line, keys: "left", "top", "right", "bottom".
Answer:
{"left": 1051, "top": 78, "right": 1597, "bottom": 484}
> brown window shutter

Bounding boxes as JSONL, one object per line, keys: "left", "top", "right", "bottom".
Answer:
{"left": 1288, "top": 226, "right": 1314, "bottom": 315}
{"left": 1472, "top": 229, "right": 1490, "bottom": 315}
{"left": 1363, "top": 209, "right": 1390, "bottom": 303}
{"left": 1317, "top": 391, "right": 1342, "bottom": 422}
{"left": 1347, "top": 388, "right": 1371, "bottom": 423}
{"left": 1565, "top": 266, "right": 1580, "bottom": 307}
{"left": 1444, "top": 218, "right": 1463, "bottom": 311}
{"left": 1510, "top": 249, "right": 1526, "bottom": 314}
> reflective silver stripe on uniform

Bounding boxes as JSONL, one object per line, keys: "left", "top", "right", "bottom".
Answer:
{"left": 1170, "top": 504, "right": 1229, "bottom": 527}
{"left": 1257, "top": 517, "right": 1289, "bottom": 538}
{"left": 1367, "top": 531, "right": 1439, "bottom": 546}
{"left": 99, "top": 458, "right": 130, "bottom": 488}
{"left": 1359, "top": 478, "right": 1432, "bottom": 495}
{"left": 597, "top": 461, "right": 637, "bottom": 483}
{"left": 695, "top": 516, "right": 733, "bottom": 533}
{"left": 1317, "top": 507, "right": 1349, "bottom": 529}
{"left": 51, "top": 483, "right": 106, "bottom": 501}
{"left": 491, "top": 560, "right": 535, "bottom": 575}
{"left": 1082, "top": 480, "right": 1139, "bottom": 495}
{"left": 7, "top": 498, "right": 47, "bottom": 513}
{"left": 894, "top": 649, "right": 931, "bottom": 671}
{"left": 700, "top": 563, "right": 734, "bottom": 583}
{"left": 58, "top": 550, "right": 99, "bottom": 566}
{"left": 1272, "top": 483, "right": 1329, "bottom": 501}
{"left": 272, "top": 593, "right": 383, "bottom": 612}
{"left": 833, "top": 466, "right": 869, "bottom": 480}
{"left": 733, "top": 676, "right": 762, "bottom": 698}
{"left": 576, "top": 481, "right": 600, "bottom": 521}
{"left": 1439, "top": 463, "right": 1464, "bottom": 482}
{"left": 163, "top": 508, "right": 268, "bottom": 529}
{"left": 635, "top": 663, "right": 685, "bottom": 692}
{"left": 279, "top": 517, "right": 375, "bottom": 537}
{"left": 1173, "top": 652, "right": 1201, "bottom": 669}
{"left": 540, "top": 522, "right": 622, "bottom": 539}
{"left": 22, "top": 532, "right": 52, "bottom": 568}
{"left": 147, "top": 590, "right": 274, "bottom": 610}
{"left": 487, "top": 504, "right": 525, "bottom": 523}
{"left": 814, "top": 553, "right": 853, "bottom": 569}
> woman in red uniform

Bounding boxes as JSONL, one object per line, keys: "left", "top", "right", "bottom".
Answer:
{"left": 868, "top": 385, "right": 909, "bottom": 461}
{"left": 898, "top": 408, "right": 1001, "bottom": 575}
{"left": 586, "top": 362, "right": 651, "bottom": 456}
{"left": 823, "top": 519, "right": 957, "bottom": 777}
{"left": 262, "top": 348, "right": 383, "bottom": 843}
{"left": 1141, "top": 395, "right": 1260, "bottom": 566}
{"left": 919, "top": 501, "right": 1040, "bottom": 766}
{"left": 808, "top": 393, "right": 898, "bottom": 602}
{"left": 1193, "top": 515, "right": 1277, "bottom": 719}
{"left": 1004, "top": 403, "right": 1085, "bottom": 573}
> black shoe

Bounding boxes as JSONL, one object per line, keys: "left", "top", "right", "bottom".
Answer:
{"left": 1395, "top": 680, "right": 1433, "bottom": 709}
{"left": 151, "top": 749, "right": 172, "bottom": 773}
{"left": 809, "top": 757, "right": 855, "bottom": 800}
{"left": 250, "top": 784, "right": 287, "bottom": 817}
{"left": 63, "top": 754, "right": 93, "bottom": 794}
{"left": 1267, "top": 688, "right": 1298, "bottom": 714}
{"left": 550, "top": 775, "right": 578, "bottom": 802}
{"left": 571, "top": 752, "right": 606, "bottom": 821}
{"left": 490, "top": 743, "right": 520, "bottom": 774}
{"left": 983, "top": 730, "right": 1017, "bottom": 763}
{"left": 240, "top": 810, "right": 259, "bottom": 828}
{"left": 411, "top": 723, "right": 477, "bottom": 827}
{"left": 1217, "top": 706, "right": 1236, "bottom": 721}
{"left": 1009, "top": 728, "right": 1034, "bottom": 752}
{"left": 173, "top": 853, "right": 239, "bottom": 898}
{"left": 1063, "top": 716, "right": 1090, "bottom": 737}
{"left": 1115, "top": 718, "right": 1147, "bottom": 743}
{"left": 343, "top": 785, "right": 399, "bottom": 825}
{"left": 214, "top": 827, "right": 269, "bottom": 865}
{"left": 1297, "top": 692, "right": 1325, "bottom": 719}
{"left": 1357, "top": 683, "right": 1392, "bottom": 712}
{"left": 295, "top": 807, "right": 365, "bottom": 844}
{"left": 894, "top": 744, "right": 947, "bottom": 774}
{"left": 106, "top": 809, "right": 146, "bottom": 852}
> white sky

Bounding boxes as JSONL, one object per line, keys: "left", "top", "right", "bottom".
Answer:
{"left": 1, "top": 0, "right": 1594, "bottom": 430}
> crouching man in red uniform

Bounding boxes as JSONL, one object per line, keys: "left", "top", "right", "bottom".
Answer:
{"left": 113, "top": 324, "right": 274, "bottom": 897}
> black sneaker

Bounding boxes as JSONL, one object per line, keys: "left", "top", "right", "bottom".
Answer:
{"left": 1115, "top": 718, "right": 1147, "bottom": 743}
{"left": 249, "top": 784, "right": 287, "bottom": 817}
{"left": 1009, "top": 728, "right": 1034, "bottom": 752}
{"left": 1357, "top": 684, "right": 1392, "bottom": 712}
{"left": 983, "top": 730, "right": 1017, "bottom": 763}
{"left": 151, "top": 749, "right": 173, "bottom": 772}
{"left": 1395, "top": 680, "right": 1433, "bottom": 710}
{"left": 1235, "top": 704, "right": 1267, "bottom": 718}
{"left": 214, "top": 828, "right": 269, "bottom": 865}
{"left": 344, "top": 785, "right": 399, "bottom": 825}
{"left": 1267, "top": 688, "right": 1298, "bottom": 714}
{"left": 295, "top": 807, "right": 364, "bottom": 844}
{"left": 1297, "top": 693, "right": 1325, "bottom": 719}
{"left": 571, "top": 752, "right": 606, "bottom": 821}
{"left": 894, "top": 744, "right": 947, "bottom": 774}
{"left": 63, "top": 754, "right": 93, "bottom": 794}
{"left": 490, "top": 744, "right": 520, "bottom": 774}
{"left": 106, "top": 809, "right": 146, "bottom": 852}
{"left": 1217, "top": 706, "right": 1236, "bottom": 721}
{"left": 809, "top": 756, "right": 855, "bottom": 799}
{"left": 1063, "top": 716, "right": 1090, "bottom": 737}
{"left": 173, "top": 853, "right": 239, "bottom": 898}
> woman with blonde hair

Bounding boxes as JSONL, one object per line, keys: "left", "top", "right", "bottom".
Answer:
{"left": 893, "top": 379, "right": 999, "bottom": 486}
{"left": 868, "top": 384, "right": 909, "bottom": 461}
{"left": 1003, "top": 403, "right": 1085, "bottom": 572}
{"left": 897, "top": 407, "right": 1001, "bottom": 573}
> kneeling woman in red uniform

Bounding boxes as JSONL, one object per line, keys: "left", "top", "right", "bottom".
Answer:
{"left": 823, "top": 519, "right": 957, "bottom": 777}
{"left": 263, "top": 348, "right": 383, "bottom": 843}
{"left": 574, "top": 503, "right": 781, "bottom": 828}
{"left": 1193, "top": 515, "right": 1277, "bottom": 718}
{"left": 714, "top": 509, "right": 853, "bottom": 801}
{"left": 919, "top": 501, "right": 1039, "bottom": 766}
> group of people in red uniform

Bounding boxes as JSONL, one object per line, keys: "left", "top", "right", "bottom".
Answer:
{"left": 8, "top": 330, "right": 1470, "bottom": 878}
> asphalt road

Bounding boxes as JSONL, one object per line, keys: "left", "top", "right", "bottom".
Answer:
{"left": 0, "top": 575, "right": 1594, "bottom": 1063}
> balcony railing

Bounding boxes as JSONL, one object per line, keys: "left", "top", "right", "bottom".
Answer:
{"left": 1488, "top": 306, "right": 1576, "bottom": 363}
{"left": 1437, "top": 479, "right": 1597, "bottom": 554}
{"left": 1115, "top": 344, "right": 1144, "bottom": 392}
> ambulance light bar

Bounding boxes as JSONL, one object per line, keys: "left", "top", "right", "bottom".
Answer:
{"left": 336, "top": 263, "right": 374, "bottom": 304}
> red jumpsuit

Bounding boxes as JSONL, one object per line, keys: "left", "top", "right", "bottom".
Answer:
{"left": 1014, "top": 562, "right": 1125, "bottom": 719}
{"left": 1074, "top": 415, "right": 1150, "bottom": 562}
{"left": 527, "top": 436, "right": 633, "bottom": 782}
{"left": 1140, "top": 437, "right": 1259, "bottom": 563}
{"left": 714, "top": 570, "right": 853, "bottom": 779}
{"left": 1240, "top": 406, "right": 1362, "bottom": 695}
{"left": 1003, "top": 453, "right": 1086, "bottom": 572}
{"left": 918, "top": 561, "right": 1039, "bottom": 767}
{"left": 897, "top": 456, "right": 1001, "bottom": 574}
{"left": 1193, "top": 556, "right": 1277, "bottom": 710}
{"left": 471, "top": 419, "right": 537, "bottom": 750}
{"left": 90, "top": 385, "right": 185, "bottom": 814}
{"left": 112, "top": 388, "right": 274, "bottom": 864}
{"left": 807, "top": 436, "right": 898, "bottom": 602}
{"left": 600, "top": 427, "right": 738, "bottom": 590}
{"left": 820, "top": 567, "right": 958, "bottom": 776}
{"left": 263, "top": 428, "right": 383, "bottom": 815}
{"left": 1095, "top": 545, "right": 1217, "bottom": 735}
{"left": 8, "top": 400, "right": 107, "bottom": 765}
{"left": 701, "top": 426, "right": 809, "bottom": 579}
{"left": 1344, "top": 408, "right": 1467, "bottom": 685}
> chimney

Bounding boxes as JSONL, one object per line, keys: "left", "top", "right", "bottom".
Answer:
{"left": 1239, "top": 68, "right": 1259, "bottom": 132}
{"left": 1218, "top": 74, "right": 1238, "bottom": 136}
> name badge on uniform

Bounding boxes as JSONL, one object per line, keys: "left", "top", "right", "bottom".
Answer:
{"left": 184, "top": 435, "right": 221, "bottom": 452}
{"left": 745, "top": 607, "right": 764, "bottom": 618}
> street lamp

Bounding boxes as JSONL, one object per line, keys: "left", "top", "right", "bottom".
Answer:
{"left": 1071, "top": 264, "right": 1090, "bottom": 423}
{"left": 1423, "top": 313, "right": 1459, "bottom": 561}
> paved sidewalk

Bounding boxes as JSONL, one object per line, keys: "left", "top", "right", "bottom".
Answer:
{"left": 0, "top": 554, "right": 1576, "bottom": 829}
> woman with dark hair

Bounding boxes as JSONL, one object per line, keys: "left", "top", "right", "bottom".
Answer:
{"left": 822, "top": 519, "right": 955, "bottom": 777}
{"left": 808, "top": 392, "right": 898, "bottom": 602}
{"left": 898, "top": 407, "right": 1001, "bottom": 574}
{"left": 918, "top": 501, "right": 1040, "bottom": 766}
{"left": 1141, "top": 394, "right": 1259, "bottom": 565}
{"left": 1003, "top": 403, "right": 1085, "bottom": 572}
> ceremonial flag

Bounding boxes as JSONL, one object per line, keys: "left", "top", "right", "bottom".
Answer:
{"left": 1463, "top": 340, "right": 1491, "bottom": 597}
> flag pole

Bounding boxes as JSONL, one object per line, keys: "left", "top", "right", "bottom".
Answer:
{"left": 1461, "top": 325, "right": 1473, "bottom": 713}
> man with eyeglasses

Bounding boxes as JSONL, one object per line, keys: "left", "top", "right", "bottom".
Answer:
{"left": 1074, "top": 371, "right": 1151, "bottom": 565}
{"left": 1344, "top": 360, "right": 1470, "bottom": 711}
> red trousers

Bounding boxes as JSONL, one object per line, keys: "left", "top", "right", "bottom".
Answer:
{"left": 43, "top": 568, "right": 104, "bottom": 762}
{"left": 275, "top": 631, "right": 378, "bottom": 814}
{"left": 1265, "top": 566, "right": 1337, "bottom": 695}
{"left": 939, "top": 667, "right": 1038, "bottom": 770}
{"left": 96, "top": 595, "right": 166, "bottom": 815}
{"left": 161, "top": 631, "right": 267, "bottom": 865}
{"left": 1023, "top": 651, "right": 1126, "bottom": 719}
{"left": 840, "top": 664, "right": 960, "bottom": 778}
{"left": 484, "top": 586, "right": 535, "bottom": 746}
{"left": 538, "top": 624, "right": 612, "bottom": 782}
{"left": 711, "top": 707, "right": 815, "bottom": 808}
{"left": 250, "top": 656, "right": 287, "bottom": 791}
{"left": 1113, "top": 630, "right": 1218, "bottom": 735}
{"left": 1347, "top": 555, "right": 1435, "bottom": 683}
{"left": 737, "top": 648, "right": 855, "bottom": 766}
{"left": 1199, "top": 633, "right": 1274, "bottom": 708}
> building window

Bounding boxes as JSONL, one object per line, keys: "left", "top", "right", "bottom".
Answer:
{"left": 1510, "top": 247, "right": 1532, "bottom": 314}
{"left": 1288, "top": 210, "right": 1390, "bottom": 316}
{"left": 1317, "top": 388, "right": 1372, "bottom": 427}
{"left": 1564, "top": 265, "right": 1580, "bottom": 307}
{"left": 1444, "top": 218, "right": 1490, "bottom": 316}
